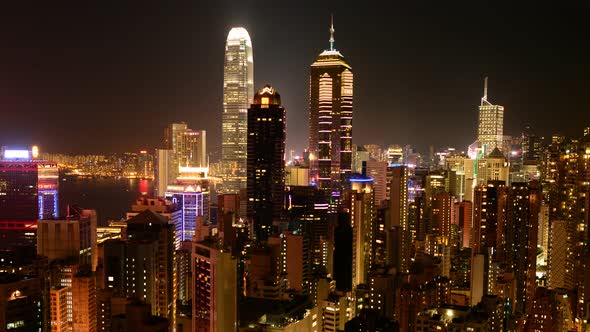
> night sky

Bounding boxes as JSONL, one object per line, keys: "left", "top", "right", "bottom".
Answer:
{"left": 0, "top": 2, "right": 588, "bottom": 157}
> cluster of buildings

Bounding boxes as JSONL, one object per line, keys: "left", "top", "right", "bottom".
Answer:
{"left": 42, "top": 151, "right": 155, "bottom": 179}
{"left": 1, "top": 18, "right": 590, "bottom": 332}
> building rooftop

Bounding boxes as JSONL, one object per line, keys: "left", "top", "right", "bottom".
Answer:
{"left": 126, "top": 209, "right": 169, "bottom": 225}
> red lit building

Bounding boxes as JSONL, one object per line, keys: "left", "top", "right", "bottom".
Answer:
{"left": 0, "top": 152, "right": 59, "bottom": 249}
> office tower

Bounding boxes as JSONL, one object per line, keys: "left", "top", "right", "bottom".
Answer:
{"left": 177, "top": 129, "right": 206, "bottom": 167}
{"left": 165, "top": 167, "right": 210, "bottom": 243}
{"left": 309, "top": 17, "right": 353, "bottom": 202}
{"left": 50, "top": 286, "right": 71, "bottom": 332}
{"left": 365, "top": 159, "right": 388, "bottom": 207}
{"left": 548, "top": 219, "right": 575, "bottom": 290}
{"left": 154, "top": 148, "right": 175, "bottom": 197}
{"left": 505, "top": 181, "right": 540, "bottom": 314}
{"left": 222, "top": 27, "right": 254, "bottom": 194}
{"left": 350, "top": 175, "right": 374, "bottom": 287}
{"left": 192, "top": 238, "right": 237, "bottom": 332}
{"left": 386, "top": 165, "right": 410, "bottom": 272}
{"left": 246, "top": 85, "right": 286, "bottom": 242}
{"left": 0, "top": 147, "right": 58, "bottom": 248}
{"left": 477, "top": 77, "right": 504, "bottom": 155}
{"left": 126, "top": 209, "right": 176, "bottom": 326}
{"left": 164, "top": 122, "right": 188, "bottom": 150}
{"left": 72, "top": 269, "right": 97, "bottom": 332}
{"left": 476, "top": 147, "right": 509, "bottom": 185}
{"left": 0, "top": 274, "right": 44, "bottom": 331}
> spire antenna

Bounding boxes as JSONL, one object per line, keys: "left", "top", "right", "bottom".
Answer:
{"left": 481, "top": 76, "right": 488, "bottom": 106}
{"left": 329, "top": 14, "right": 335, "bottom": 51}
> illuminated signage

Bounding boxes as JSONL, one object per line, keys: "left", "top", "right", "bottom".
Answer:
{"left": 31, "top": 145, "right": 39, "bottom": 158}
{"left": 3, "top": 149, "right": 30, "bottom": 160}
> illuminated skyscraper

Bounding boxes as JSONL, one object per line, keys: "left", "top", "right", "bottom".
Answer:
{"left": 478, "top": 77, "right": 504, "bottom": 155}
{"left": 246, "top": 85, "right": 285, "bottom": 242}
{"left": 309, "top": 17, "right": 353, "bottom": 203}
{"left": 0, "top": 147, "right": 58, "bottom": 249}
{"left": 222, "top": 27, "right": 254, "bottom": 194}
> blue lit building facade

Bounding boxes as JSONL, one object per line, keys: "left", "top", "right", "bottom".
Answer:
{"left": 165, "top": 168, "right": 210, "bottom": 243}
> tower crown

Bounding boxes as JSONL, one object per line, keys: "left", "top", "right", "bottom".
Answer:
{"left": 252, "top": 84, "right": 281, "bottom": 105}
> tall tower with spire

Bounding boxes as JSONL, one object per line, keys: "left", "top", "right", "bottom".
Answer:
{"left": 308, "top": 16, "right": 353, "bottom": 208}
{"left": 477, "top": 77, "right": 504, "bottom": 155}
{"left": 222, "top": 27, "right": 254, "bottom": 197}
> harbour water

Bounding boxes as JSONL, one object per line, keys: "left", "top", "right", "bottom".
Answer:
{"left": 58, "top": 174, "right": 154, "bottom": 226}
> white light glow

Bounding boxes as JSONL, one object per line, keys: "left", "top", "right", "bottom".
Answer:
{"left": 3, "top": 150, "right": 30, "bottom": 160}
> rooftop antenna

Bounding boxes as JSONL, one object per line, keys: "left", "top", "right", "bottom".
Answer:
{"left": 481, "top": 76, "right": 489, "bottom": 106}
{"left": 329, "top": 14, "right": 335, "bottom": 51}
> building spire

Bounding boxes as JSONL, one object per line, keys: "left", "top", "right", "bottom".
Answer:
{"left": 329, "top": 14, "right": 335, "bottom": 51}
{"left": 481, "top": 76, "right": 489, "bottom": 106}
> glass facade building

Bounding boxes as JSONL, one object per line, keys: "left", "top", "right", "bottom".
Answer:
{"left": 309, "top": 21, "right": 353, "bottom": 206}
{"left": 246, "top": 85, "right": 285, "bottom": 242}
{"left": 478, "top": 77, "right": 504, "bottom": 155}
{"left": 222, "top": 27, "right": 254, "bottom": 194}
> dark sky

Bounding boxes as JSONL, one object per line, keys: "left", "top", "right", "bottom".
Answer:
{"left": 0, "top": 2, "right": 588, "bottom": 157}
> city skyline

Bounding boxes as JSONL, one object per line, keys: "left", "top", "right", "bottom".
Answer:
{"left": 0, "top": 2, "right": 587, "bottom": 155}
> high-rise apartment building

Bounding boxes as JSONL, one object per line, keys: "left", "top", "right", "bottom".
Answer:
{"left": 387, "top": 165, "right": 410, "bottom": 272}
{"left": 192, "top": 238, "right": 237, "bottom": 332}
{"left": 50, "top": 286, "right": 71, "bottom": 332}
{"left": 72, "top": 270, "right": 97, "bottom": 332}
{"left": 126, "top": 209, "right": 176, "bottom": 327}
{"left": 477, "top": 77, "right": 504, "bottom": 155}
{"left": 350, "top": 175, "right": 374, "bottom": 288}
{"left": 246, "top": 85, "right": 286, "bottom": 242}
{"left": 505, "top": 181, "right": 540, "bottom": 314}
{"left": 309, "top": 18, "right": 353, "bottom": 203}
{"left": 222, "top": 27, "right": 254, "bottom": 194}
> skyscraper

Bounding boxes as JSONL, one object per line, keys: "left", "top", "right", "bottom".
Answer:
{"left": 192, "top": 238, "right": 237, "bottom": 332}
{"left": 478, "top": 77, "right": 504, "bottom": 155}
{"left": 222, "top": 27, "right": 254, "bottom": 194}
{"left": 309, "top": 17, "right": 353, "bottom": 204}
{"left": 0, "top": 147, "right": 59, "bottom": 249}
{"left": 246, "top": 85, "right": 286, "bottom": 242}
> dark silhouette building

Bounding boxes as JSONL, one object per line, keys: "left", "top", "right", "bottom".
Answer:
{"left": 246, "top": 84, "right": 286, "bottom": 242}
